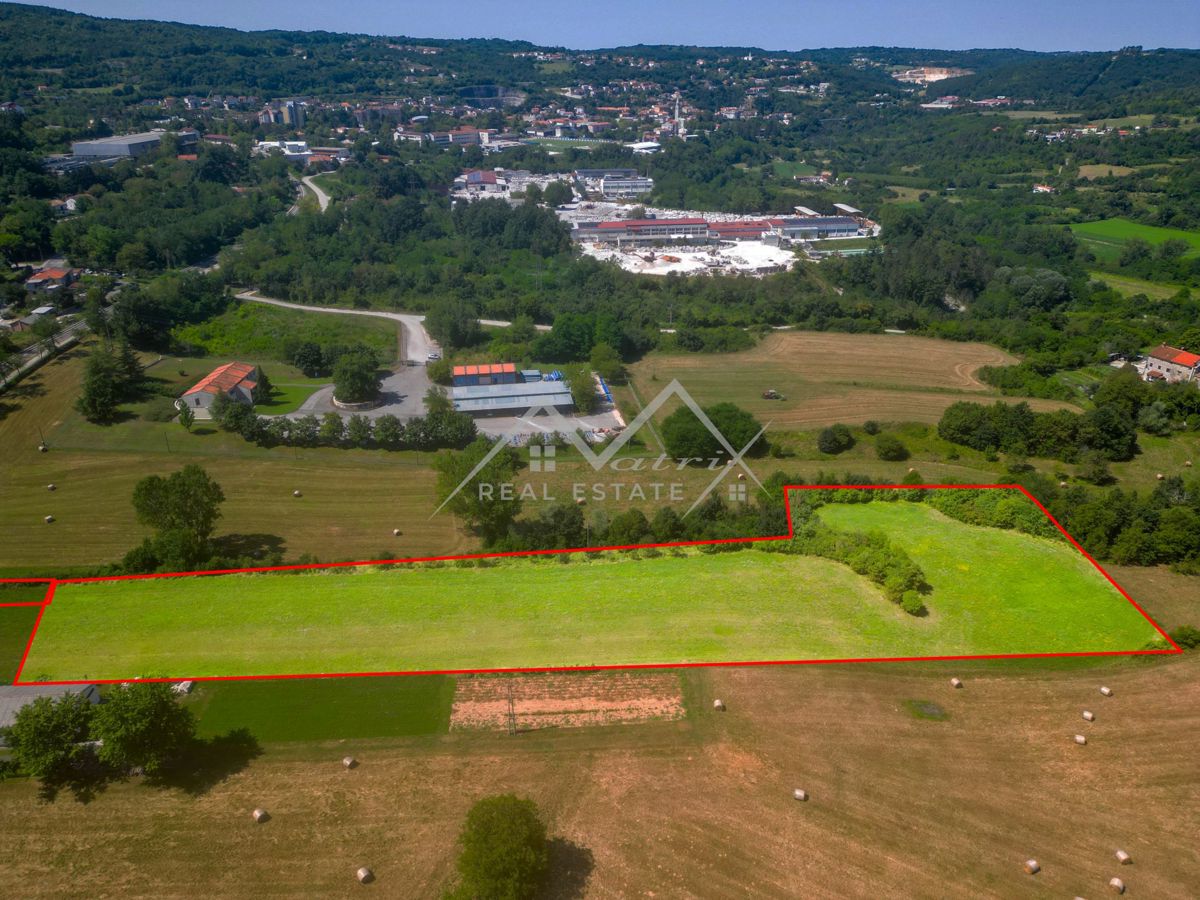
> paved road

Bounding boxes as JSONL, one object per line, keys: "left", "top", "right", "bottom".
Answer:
{"left": 301, "top": 174, "right": 332, "bottom": 212}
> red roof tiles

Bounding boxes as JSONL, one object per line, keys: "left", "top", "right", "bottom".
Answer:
{"left": 183, "top": 362, "right": 258, "bottom": 397}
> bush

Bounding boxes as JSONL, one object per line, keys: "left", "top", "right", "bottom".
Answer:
{"left": 817, "top": 424, "right": 854, "bottom": 455}
{"left": 874, "top": 434, "right": 910, "bottom": 461}
{"left": 863, "top": 420, "right": 881, "bottom": 435}
{"left": 899, "top": 590, "right": 926, "bottom": 616}
{"left": 1170, "top": 624, "right": 1200, "bottom": 649}
{"left": 142, "top": 396, "right": 181, "bottom": 422}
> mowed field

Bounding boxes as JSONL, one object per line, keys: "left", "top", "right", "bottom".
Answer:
{"left": 1070, "top": 217, "right": 1200, "bottom": 262}
{"left": 0, "top": 347, "right": 468, "bottom": 575}
{"left": 22, "top": 503, "right": 1164, "bottom": 681}
{"left": 0, "top": 656, "right": 1197, "bottom": 898}
{"left": 627, "top": 331, "right": 1080, "bottom": 431}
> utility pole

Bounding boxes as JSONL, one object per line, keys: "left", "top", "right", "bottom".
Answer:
{"left": 506, "top": 680, "right": 517, "bottom": 736}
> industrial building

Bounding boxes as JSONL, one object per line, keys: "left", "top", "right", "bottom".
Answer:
{"left": 599, "top": 175, "right": 654, "bottom": 198}
{"left": 572, "top": 215, "right": 861, "bottom": 246}
{"left": 451, "top": 364, "right": 574, "bottom": 415}
{"left": 71, "top": 130, "right": 197, "bottom": 159}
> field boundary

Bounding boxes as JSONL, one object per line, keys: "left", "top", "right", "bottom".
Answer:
{"left": 13, "top": 484, "right": 1182, "bottom": 685}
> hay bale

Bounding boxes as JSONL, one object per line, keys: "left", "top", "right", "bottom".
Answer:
{"left": 343, "top": 756, "right": 358, "bottom": 770}
{"left": 950, "top": 677, "right": 963, "bottom": 689}
{"left": 1074, "top": 734, "right": 1088, "bottom": 745}
{"left": 1082, "top": 710, "right": 1095, "bottom": 722}
{"left": 356, "top": 867, "right": 374, "bottom": 884}
{"left": 252, "top": 808, "right": 269, "bottom": 824}
{"left": 44, "top": 515, "right": 54, "bottom": 523}
{"left": 38, "top": 443, "right": 47, "bottom": 453}
{"left": 293, "top": 489, "right": 302, "bottom": 497}
{"left": 1023, "top": 859, "right": 1040, "bottom": 875}
{"left": 1100, "top": 686, "right": 1113, "bottom": 697}
{"left": 1059, "top": 481, "right": 1068, "bottom": 488}
{"left": 46, "top": 483, "right": 56, "bottom": 491}
{"left": 1115, "top": 849, "right": 1132, "bottom": 865}
{"left": 1156, "top": 472, "right": 1165, "bottom": 480}
{"left": 1185, "top": 460, "right": 1193, "bottom": 468}
{"left": 793, "top": 788, "right": 808, "bottom": 801}
{"left": 392, "top": 528, "right": 401, "bottom": 536}
{"left": 1109, "top": 877, "right": 1125, "bottom": 894}
{"left": 712, "top": 699, "right": 725, "bottom": 711}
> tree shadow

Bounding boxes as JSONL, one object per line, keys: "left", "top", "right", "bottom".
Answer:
{"left": 36, "top": 752, "right": 121, "bottom": 805}
{"left": 538, "top": 838, "right": 595, "bottom": 900}
{"left": 210, "top": 533, "right": 287, "bottom": 563}
{"left": 145, "top": 728, "right": 262, "bottom": 796}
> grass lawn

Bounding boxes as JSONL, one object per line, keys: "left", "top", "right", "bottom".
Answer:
{"left": 1090, "top": 270, "right": 1185, "bottom": 300}
{"left": 22, "top": 507, "right": 1165, "bottom": 681}
{"left": 172, "top": 302, "right": 401, "bottom": 363}
{"left": 1070, "top": 217, "right": 1200, "bottom": 262}
{"left": 771, "top": 159, "right": 818, "bottom": 178}
{"left": 185, "top": 676, "right": 454, "bottom": 742}
{"left": 816, "top": 501, "right": 1162, "bottom": 652}
{"left": 0, "top": 605, "right": 40, "bottom": 684}
{"left": 0, "top": 347, "right": 467, "bottom": 576}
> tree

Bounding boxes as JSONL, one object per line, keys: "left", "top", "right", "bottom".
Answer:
{"left": 435, "top": 437, "right": 522, "bottom": 543}
{"left": 589, "top": 342, "right": 625, "bottom": 384}
{"left": 565, "top": 365, "right": 597, "bottom": 414}
{"left": 662, "top": 402, "right": 766, "bottom": 461}
{"left": 874, "top": 434, "right": 909, "bottom": 461}
{"left": 319, "top": 411, "right": 346, "bottom": 445}
{"left": 131, "top": 464, "right": 225, "bottom": 542}
{"left": 91, "top": 683, "right": 195, "bottom": 774}
{"left": 374, "top": 414, "right": 404, "bottom": 448}
{"left": 1169, "top": 624, "right": 1200, "bottom": 649}
{"left": 425, "top": 385, "right": 453, "bottom": 415}
{"left": 425, "top": 297, "right": 482, "bottom": 350}
{"left": 448, "top": 795, "right": 549, "bottom": 900}
{"left": 346, "top": 413, "right": 373, "bottom": 447}
{"left": 75, "top": 347, "right": 125, "bottom": 423}
{"left": 817, "top": 424, "right": 854, "bottom": 455}
{"left": 3, "top": 693, "right": 95, "bottom": 780}
{"left": 542, "top": 180, "right": 573, "bottom": 208}
{"left": 332, "top": 351, "right": 380, "bottom": 404}
{"left": 177, "top": 403, "right": 194, "bottom": 432}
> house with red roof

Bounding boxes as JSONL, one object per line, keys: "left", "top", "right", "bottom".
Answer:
{"left": 24, "top": 267, "right": 79, "bottom": 294}
{"left": 178, "top": 362, "right": 261, "bottom": 418}
{"left": 1144, "top": 344, "right": 1200, "bottom": 385}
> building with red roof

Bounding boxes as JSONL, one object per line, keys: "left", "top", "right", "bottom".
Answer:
{"left": 1145, "top": 344, "right": 1200, "bottom": 385}
{"left": 179, "top": 362, "right": 261, "bottom": 418}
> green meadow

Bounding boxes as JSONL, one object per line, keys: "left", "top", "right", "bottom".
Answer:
{"left": 21, "top": 503, "right": 1164, "bottom": 681}
{"left": 1070, "top": 217, "right": 1200, "bottom": 262}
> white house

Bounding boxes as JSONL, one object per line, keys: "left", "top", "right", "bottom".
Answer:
{"left": 178, "top": 361, "right": 261, "bottom": 418}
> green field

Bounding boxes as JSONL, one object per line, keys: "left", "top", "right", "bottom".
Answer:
{"left": 186, "top": 676, "right": 454, "bottom": 742}
{"left": 172, "top": 302, "right": 401, "bottom": 363}
{"left": 0, "top": 605, "right": 40, "bottom": 684}
{"left": 21, "top": 505, "right": 1163, "bottom": 680}
{"left": 1070, "top": 218, "right": 1200, "bottom": 262}
{"left": 1090, "top": 270, "right": 1185, "bottom": 300}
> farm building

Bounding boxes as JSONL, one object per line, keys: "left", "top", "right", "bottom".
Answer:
{"left": 1143, "top": 344, "right": 1200, "bottom": 384}
{"left": 0, "top": 684, "right": 99, "bottom": 740}
{"left": 451, "top": 365, "right": 574, "bottom": 416}
{"left": 178, "top": 362, "right": 261, "bottom": 418}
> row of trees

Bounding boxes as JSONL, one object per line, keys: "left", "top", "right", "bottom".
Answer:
{"left": 2, "top": 683, "right": 196, "bottom": 791}
{"left": 211, "top": 395, "right": 478, "bottom": 454}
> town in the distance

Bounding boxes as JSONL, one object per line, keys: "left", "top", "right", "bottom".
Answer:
{"left": 0, "top": 2, "right": 1198, "bottom": 897}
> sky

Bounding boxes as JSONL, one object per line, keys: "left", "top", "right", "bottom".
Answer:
{"left": 13, "top": 0, "right": 1200, "bottom": 52}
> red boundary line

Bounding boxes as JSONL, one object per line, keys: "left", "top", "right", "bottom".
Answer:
{"left": 12, "top": 484, "right": 1181, "bottom": 686}
{"left": 0, "top": 579, "right": 54, "bottom": 608}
